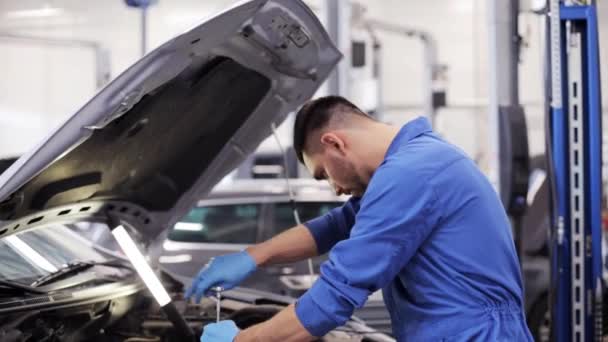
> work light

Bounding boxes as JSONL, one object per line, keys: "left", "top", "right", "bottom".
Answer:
{"left": 107, "top": 213, "right": 195, "bottom": 341}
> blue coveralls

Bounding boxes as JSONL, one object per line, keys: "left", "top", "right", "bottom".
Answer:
{"left": 295, "top": 117, "right": 533, "bottom": 341}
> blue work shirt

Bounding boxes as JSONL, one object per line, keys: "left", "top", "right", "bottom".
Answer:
{"left": 295, "top": 117, "right": 533, "bottom": 341}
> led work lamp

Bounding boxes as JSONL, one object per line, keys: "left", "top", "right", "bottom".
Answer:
{"left": 107, "top": 212, "right": 196, "bottom": 341}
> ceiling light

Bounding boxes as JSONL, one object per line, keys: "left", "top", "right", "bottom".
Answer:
{"left": 159, "top": 254, "right": 193, "bottom": 264}
{"left": 5, "top": 7, "right": 65, "bottom": 19}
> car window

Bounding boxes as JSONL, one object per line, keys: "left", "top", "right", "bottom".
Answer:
{"left": 0, "top": 225, "right": 109, "bottom": 284}
{"left": 272, "top": 201, "right": 343, "bottom": 235}
{"left": 168, "top": 204, "right": 260, "bottom": 244}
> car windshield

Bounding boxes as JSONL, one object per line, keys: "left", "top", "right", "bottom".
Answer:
{"left": 0, "top": 225, "right": 109, "bottom": 285}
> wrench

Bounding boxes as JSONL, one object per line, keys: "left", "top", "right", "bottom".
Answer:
{"left": 212, "top": 286, "right": 223, "bottom": 322}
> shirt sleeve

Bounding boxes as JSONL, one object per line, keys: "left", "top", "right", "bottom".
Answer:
{"left": 303, "top": 197, "right": 360, "bottom": 255}
{"left": 295, "top": 164, "right": 440, "bottom": 336}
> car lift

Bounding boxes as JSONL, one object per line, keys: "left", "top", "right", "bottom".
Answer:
{"left": 547, "top": 0, "right": 603, "bottom": 341}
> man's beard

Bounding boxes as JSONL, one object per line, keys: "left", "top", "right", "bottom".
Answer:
{"left": 337, "top": 159, "right": 367, "bottom": 197}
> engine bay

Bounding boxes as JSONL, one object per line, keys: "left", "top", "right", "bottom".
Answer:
{"left": 0, "top": 287, "right": 391, "bottom": 342}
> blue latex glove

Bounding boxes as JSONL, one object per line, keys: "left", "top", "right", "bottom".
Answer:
{"left": 201, "top": 320, "right": 239, "bottom": 341}
{"left": 185, "top": 251, "right": 257, "bottom": 303}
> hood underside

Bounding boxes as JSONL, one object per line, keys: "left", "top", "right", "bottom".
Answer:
{"left": 0, "top": 0, "right": 340, "bottom": 242}
{"left": 6, "top": 57, "right": 269, "bottom": 216}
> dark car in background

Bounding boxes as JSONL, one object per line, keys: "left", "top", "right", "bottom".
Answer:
{"left": 156, "top": 178, "right": 342, "bottom": 294}
{"left": 152, "top": 178, "right": 394, "bottom": 334}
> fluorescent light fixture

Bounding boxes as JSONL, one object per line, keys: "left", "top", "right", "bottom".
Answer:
{"left": 252, "top": 165, "right": 284, "bottom": 175}
{"left": 174, "top": 222, "right": 204, "bottom": 231}
{"left": 5, "top": 7, "right": 65, "bottom": 19}
{"left": 159, "top": 254, "right": 193, "bottom": 264}
{"left": 111, "top": 225, "right": 171, "bottom": 306}
{"left": 5, "top": 235, "right": 58, "bottom": 273}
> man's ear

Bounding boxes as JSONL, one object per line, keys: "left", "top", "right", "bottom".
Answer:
{"left": 320, "top": 132, "right": 345, "bottom": 154}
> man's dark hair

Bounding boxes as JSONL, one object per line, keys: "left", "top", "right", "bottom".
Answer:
{"left": 293, "top": 95, "right": 371, "bottom": 163}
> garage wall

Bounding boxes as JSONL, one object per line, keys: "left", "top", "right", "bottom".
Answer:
{"left": 355, "top": 0, "right": 608, "bottom": 174}
{"left": 0, "top": 39, "right": 96, "bottom": 157}
{"left": 354, "top": 0, "right": 549, "bottom": 170}
{"left": 353, "top": 0, "right": 488, "bottom": 164}
{"left": 0, "top": 0, "right": 236, "bottom": 158}
{"left": 0, "top": 0, "right": 607, "bottom": 172}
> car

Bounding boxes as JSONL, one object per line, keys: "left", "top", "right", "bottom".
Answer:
{"left": 152, "top": 178, "right": 394, "bottom": 334}
{"left": 155, "top": 178, "right": 344, "bottom": 294}
{"left": 0, "top": 223, "right": 394, "bottom": 341}
{"left": 0, "top": 0, "right": 394, "bottom": 340}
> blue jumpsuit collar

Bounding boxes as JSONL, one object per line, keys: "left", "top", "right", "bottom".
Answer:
{"left": 385, "top": 117, "right": 433, "bottom": 158}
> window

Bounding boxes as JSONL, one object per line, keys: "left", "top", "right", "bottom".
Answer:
{"left": 272, "top": 201, "right": 343, "bottom": 235}
{"left": 168, "top": 204, "right": 260, "bottom": 244}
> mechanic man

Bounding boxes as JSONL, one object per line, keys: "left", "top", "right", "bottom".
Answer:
{"left": 186, "top": 96, "right": 533, "bottom": 341}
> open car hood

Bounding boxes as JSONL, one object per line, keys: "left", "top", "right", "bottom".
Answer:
{"left": 0, "top": 0, "right": 340, "bottom": 245}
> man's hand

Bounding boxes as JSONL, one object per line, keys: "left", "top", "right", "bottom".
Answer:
{"left": 185, "top": 251, "right": 257, "bottom": 303}
{"left": 201, "top": 320, "right": 239, "bottom": 341}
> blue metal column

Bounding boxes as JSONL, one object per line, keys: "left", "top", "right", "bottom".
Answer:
{"left": 549, "top": 1, "right": 603, "bottom": 341}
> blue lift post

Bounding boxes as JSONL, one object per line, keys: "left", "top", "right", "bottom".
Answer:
{"left": 549, "top": 0, "right": 603, "bottom": 341}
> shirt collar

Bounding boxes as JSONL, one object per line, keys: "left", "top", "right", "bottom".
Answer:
{"left": 385, "top": 116, "right": 433, "bottom": 157}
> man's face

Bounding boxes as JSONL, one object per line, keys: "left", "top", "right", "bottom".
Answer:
{"left": 303, "top": 133, "right": 368, "bottom": 197}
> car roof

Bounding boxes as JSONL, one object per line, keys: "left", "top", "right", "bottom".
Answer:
{"left": 196, "top": 178, "right": 348, "bottom": 205}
